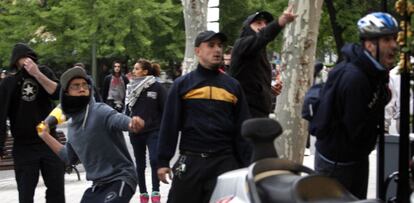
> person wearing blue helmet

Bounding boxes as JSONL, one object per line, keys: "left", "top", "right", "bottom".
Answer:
{"left": 312, "top": 12, "right": 398, "bottom": 199}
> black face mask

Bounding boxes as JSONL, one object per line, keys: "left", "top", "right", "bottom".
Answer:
{"left": 61, "top": 95, "right": 90, "bottom": 114}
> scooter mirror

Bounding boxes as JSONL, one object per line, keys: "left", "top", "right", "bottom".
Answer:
{"left": 242, "top": 118, "right": 283, "bottom": 162}
{"left": 242, "top": 118, "right": 282, "bottom": 141}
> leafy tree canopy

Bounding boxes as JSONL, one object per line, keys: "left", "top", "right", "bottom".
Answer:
{"left": 0, "top": 0, "right": 185, "bottom": 74}
{"left": 220, "top": 0, "right": 398, "bottom": 63}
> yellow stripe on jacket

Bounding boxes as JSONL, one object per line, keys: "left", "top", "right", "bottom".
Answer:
{"left": 183, "top": 86, "right": 238, "bottom": 104}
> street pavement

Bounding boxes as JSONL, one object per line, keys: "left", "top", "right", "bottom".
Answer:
{"left": 0, "top": 162, "right": 172, "bottom": 203}
{"left": 0, "top": 126, "right": 380, "bottom": 202}
{"left": 0, "top": 124, "right": 173, "bottom": 203}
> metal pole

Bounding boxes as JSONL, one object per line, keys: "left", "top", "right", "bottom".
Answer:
{"left": 377, "top": 1, "right": 387, "bottom": 200}
{"left": 397, "top": 54, "right": 410, "bottom": 203}
{"left": 397, "top": 1, "right": 411, "bottom": 201}
{"left": 377, "top": 102, "right": 385, "bottom": 201}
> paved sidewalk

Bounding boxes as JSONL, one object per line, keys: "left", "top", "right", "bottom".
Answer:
{"left": 0, "top": 152, "right": 377, "bottom": 202}
{"left": 0, "top": 133, "right": 172, "bottom": 203}
{"left": 0, "top": 168, "right": 171, "bottom": 203}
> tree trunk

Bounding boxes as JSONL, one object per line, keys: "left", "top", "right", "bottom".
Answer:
{"left": 181, "top": 0, "right": 209, "bottom": 74}
{"left": 91, "top": 37, "right": 97, "bottom": 86}
{"left": 325, "top": 0, "right": 344, "bottom": 61}
{"left": 274, "top": 0, "right": 324, "bottom": 164}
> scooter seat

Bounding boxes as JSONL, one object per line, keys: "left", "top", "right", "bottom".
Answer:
{"left": 293, "top": 175, "right": 358, "bottom": 202}
{"left": 256, "top": 173, "right": 302, "bottom": 202}
{"left": 294, "top": 175, "right": 382, "bottom": 202}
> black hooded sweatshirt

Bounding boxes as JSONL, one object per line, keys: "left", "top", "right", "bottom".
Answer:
{"left": 0, "top": 43, "right": 59, "bottom": 151}
{"left": 313, "top": 43, "right": 389, "bottom": 162}
{"left": 230, "top": 16, "right": 283, "bottom": 117}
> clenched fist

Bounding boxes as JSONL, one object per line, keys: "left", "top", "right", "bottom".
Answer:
{"left": 272, "top": 80, "right": 283, "bottom": 96}
{"left": 129, "top": 116, "right": 145, "bottom": 133}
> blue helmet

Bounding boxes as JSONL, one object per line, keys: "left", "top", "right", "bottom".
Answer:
{"left": 357, "top": 12, "right": 398, "bottom": 39}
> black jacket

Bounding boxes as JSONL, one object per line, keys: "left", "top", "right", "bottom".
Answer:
{"left": 157, "top": 65, "right": 252, "bottom": 167}
{"left": 0, "top": 62, "right": 59, "bottom": 151}
{"left": 126, "top": 81, "right": 167, "bottom": 134}
{"left": 314, "top": 43, "right": 389, "bottom": 162}
{"left": 230, "top": 20, "right": 283, "bottom": 117}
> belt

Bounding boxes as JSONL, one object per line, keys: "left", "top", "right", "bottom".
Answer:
{"left": 316, "top": 150, "right": 358, "bottom": 166}
{"left": 180, "top": 149, "right": 232, "bottom": 158}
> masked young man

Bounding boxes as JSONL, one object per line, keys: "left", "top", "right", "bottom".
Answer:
{"left": 39, "top": 67, "right": 145, "bottom": 203}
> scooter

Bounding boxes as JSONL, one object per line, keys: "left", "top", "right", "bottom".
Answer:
{"left": 210, "top": 118, "right": 382, "bottom": 203}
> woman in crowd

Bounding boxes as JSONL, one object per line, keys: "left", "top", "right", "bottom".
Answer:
{"left": 125, "top": 59, "right": 167, "bottom": 203}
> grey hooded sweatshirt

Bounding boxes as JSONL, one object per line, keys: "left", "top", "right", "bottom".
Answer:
{"left": 58, "top": 87, "right": 137, "bottom": 191}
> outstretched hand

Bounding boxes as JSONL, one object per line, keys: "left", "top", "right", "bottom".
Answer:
{"left": 278, "top": 4, "right": 297, "bottom": 27}
{"left": 129, "top": 116, "right": 145, "bottom": 133}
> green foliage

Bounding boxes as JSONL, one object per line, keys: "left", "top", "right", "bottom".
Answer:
{"left": 220, "top": 0, "right": 398, "bottom": 62}
{"left": 0, "top": 0, "right": 184, "bottom": 73}
{"left": 0, "top": 0, "right": 400, "bottom": 74}
{"left": 317, "top": 0, "right": 398, "bottom": 61}
{"left": 220, "top": 0, "right": 286, "bottom": 51}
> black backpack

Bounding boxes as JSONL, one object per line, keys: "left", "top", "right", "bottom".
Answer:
{"left": 301, "top": 82, "right": 324, "bottom": 122}
{"left": 301, "top": 60, "right": 347, "bottom": 137}
{"left": 306, "top": 60, "right": 350, "bottom": 138}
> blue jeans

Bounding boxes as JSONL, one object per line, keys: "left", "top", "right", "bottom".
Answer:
{"left": 314, "top": 150, "right": 369, "bottom": 199}
{"left": 129, "top": 130, "right": 160, "bottom": 193}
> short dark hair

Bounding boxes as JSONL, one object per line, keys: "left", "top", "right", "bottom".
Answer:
{"left": 113, "top": 61, "right": 121, "bottom": 67}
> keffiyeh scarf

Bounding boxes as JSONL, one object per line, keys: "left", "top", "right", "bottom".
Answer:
{"left": 126, "top": 76, "right": 156, "bottom": 113}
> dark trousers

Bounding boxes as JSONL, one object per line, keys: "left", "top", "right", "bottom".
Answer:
{"left": 249, "top": 107, "right": 269, "bottom": 118}
{"left": 129, "top": 130, "right": 160, "bottom": 193}
{"left": 80, "top": 180, "right": 134, "bottom": 203}
{"left": 13, "top": 143, "right": 65, "bottom": 203}
{"left": 314, "top": 150, "right": 369, "bottom": 199}
{"left": 167, "top": 153, "right": 239, "bottom": 203}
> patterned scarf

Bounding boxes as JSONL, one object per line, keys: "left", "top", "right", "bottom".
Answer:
{"left": 126, "top": 76, "right": 156, "bottom": 113}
